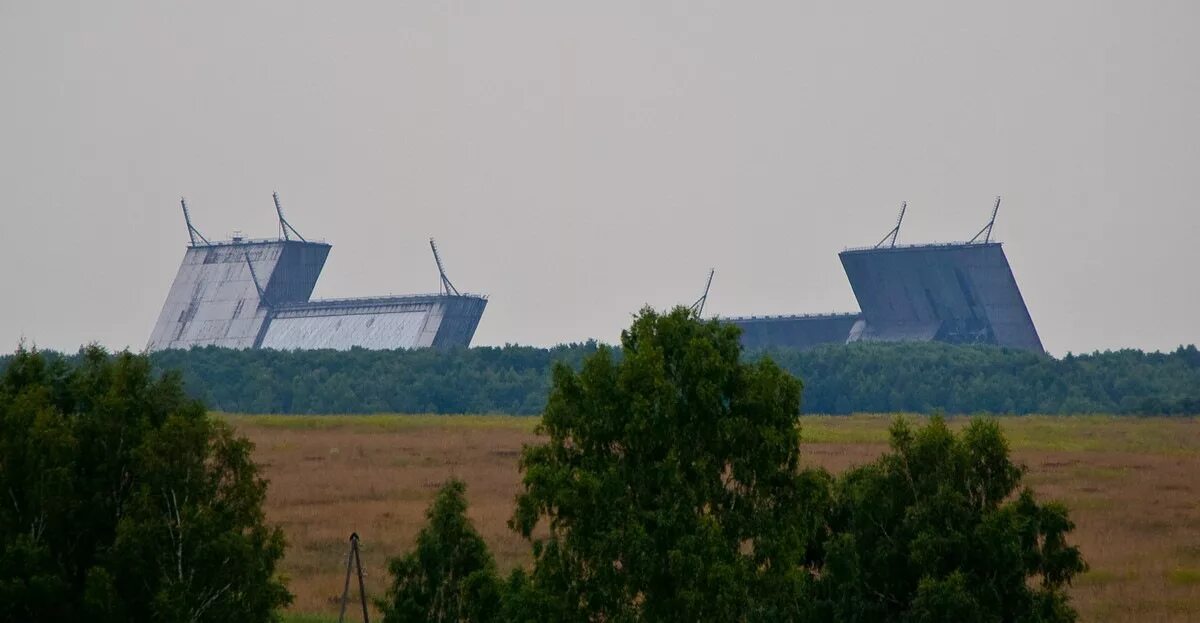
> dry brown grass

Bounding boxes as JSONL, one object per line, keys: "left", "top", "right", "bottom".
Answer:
{"left": 227, "top": 415, "right": 1200, "bottom": 622}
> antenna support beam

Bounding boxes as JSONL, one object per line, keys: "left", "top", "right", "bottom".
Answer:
{"left": 273, "top": 192, "right": 307, "bottom": 242}
{"left": 180, "top": 197, "right": 211, "bottom": 246}
{"left": 875, "top": 201, "right": 906, "bottom": 249}
{"left": 429, "top": 238, "right": 461, "bottom": 296}
{"left": 690, "top": 269, "right": 715, "bottom": 317}
{"left": 244, "top": 253, "right": 272, "bottom": 308}
{"left": 969, "top": 196, "right": 1001, "bottom": 244}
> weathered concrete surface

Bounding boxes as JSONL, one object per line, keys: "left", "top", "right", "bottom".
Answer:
{"left": 147, "top": 240, "right": 329, "bottom": 350}
{"left": 148, "top": 238, "right": 486, "bottom": 352}
{"left": 260, "top": 294, "right": 487, "bottom": 351}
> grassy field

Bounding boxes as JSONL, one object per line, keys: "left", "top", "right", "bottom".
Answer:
{"left": 224, "top": 414, "right": 1200, "bottom": 622}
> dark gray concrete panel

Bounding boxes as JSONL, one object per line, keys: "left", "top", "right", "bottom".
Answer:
{"left": 838, "top": 243, "right": 1042, "bottom": 352}
{"left": 429, "top": 296, "right": 489, "bottom": 349}
{"left": 727, "top": 313, "right": 861, "bottom": 350}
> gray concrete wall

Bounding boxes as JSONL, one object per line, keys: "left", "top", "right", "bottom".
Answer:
{"left": 728, "top": 313, "right": 861, "bottom": 350}
{"left": 146, "top": 240, "right": 329, "bottom": 351}
{"left": 255, "top": 294, "right": 487, "bottom": 350}
{"left": 148, "top": 235, "right": 488, "bottom": 351}
{"left": 429, "top": 296, "right": 489, "bottom": 349}
{"left": 838, "top": 243, "right": 1043, "bottom": 351}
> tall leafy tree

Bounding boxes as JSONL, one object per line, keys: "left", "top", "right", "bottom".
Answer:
{"left": 813, "top": 417, "right": 1086, "bottom": 622}
{"left": 378, "top": 309, "right": 1086, "bottom": 622}
{"left": 509, "top": 307, "right": 830, "bottom": 621}
{"left": 0, "top": 346, "right": 289, "bottom": 623}
{"left": 379, "top": 479, "right": 501, "bottom": 623}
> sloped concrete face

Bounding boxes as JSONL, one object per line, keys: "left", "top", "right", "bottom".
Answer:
{"left": 257, "top": 294, "right": 487, "bottom": 351}
{"left": 728, "top": 313, "right": 861, "bottom": 350}
{"left": 147, "top": 240, "right": 330, "bottom": 351}
{"left": 148, "top": 236, "right": 486, "bottom": 352}
{"left": 839, "top": 243, "right": 1043, "bottom": 352}
{"left": 429, "top": 296, "right": 488, "bottom": 349}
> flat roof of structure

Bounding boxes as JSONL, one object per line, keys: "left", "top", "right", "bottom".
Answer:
{"left": 840, "top": 241, "right": 1001, "bottom": 255}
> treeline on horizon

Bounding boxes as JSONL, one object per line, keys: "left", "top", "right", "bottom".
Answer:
{"left": 4, "top": 340, "right": 1198, "bottom": 416}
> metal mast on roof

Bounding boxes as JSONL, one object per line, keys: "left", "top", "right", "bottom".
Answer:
{"left": 273, "top": 192, "right": 307, "bottom": 242}
{"left": 429, "top": 238, "right": 460, "bottom": 296}
{"left": 968, "top": 196, "right": 1001, "bottom": 244}
{"left": 690, "top": 268, "right": 715, "bottom": 317}
{"left": 875, "top": 201, "right": 906, "bottom": 248}
{"left": 180, "top": 197, "right": 211, "bottom": 246}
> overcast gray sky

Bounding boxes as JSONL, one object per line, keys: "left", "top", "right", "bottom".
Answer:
{"left": 1, "top": 1, "right": 1197, "bottom": 356}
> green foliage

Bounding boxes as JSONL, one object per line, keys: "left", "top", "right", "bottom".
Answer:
{"left": 812, "top": 416, "right": 1086, "bottom": 622}
{"left": 379, "top": 479, "right": 501, "bottom": 623}
{"left": 508, "top": 307, "right": 830, "bottom": 621}
{"left": 384, "top": 310, "right": 1088, "bottom": 622}
{"left": 762, "top": 342, "right": 1200, "bottom": 415}
{"left": 8, "top": 341, "right": 1197, "bottom": 416}
{"left": 0, "top": 346, "right": 290, "bottom": 623}
{"left": 150, "top": 342, "right": 602, "bottom": 415}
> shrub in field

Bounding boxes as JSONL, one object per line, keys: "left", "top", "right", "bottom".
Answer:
{"left": 378, "top": 479, "right": 501, "bottom": 623}
{"left": 0, "top": 346, "right": 289, "bottom": 623}
{"left": 813, "top": 417, "right": 1087, "bottom": 622}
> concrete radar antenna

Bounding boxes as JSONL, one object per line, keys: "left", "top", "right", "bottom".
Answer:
{"left": 875, "top": 201, "right": 907, "bottom": 248}
{"left": 429, "top": 238, "right": 460, "bottom": 296}
{"left": 272, "top": 192, "right": 307, "bottom": 242}
{"left": 968, "top": 196, "right": 1001, "bottom": 244}
{"left": 180, "top": 197, "right": 211, "bottom": 246}
{"left": 690, "top": 268, "right": 715, "bottom": 317}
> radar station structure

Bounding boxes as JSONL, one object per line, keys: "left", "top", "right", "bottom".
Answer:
{"left": 728, "top": 196, "right": 1042, "bottom": 352}
{"left": 147, "top": 195, "right": 488, "bottom": 352}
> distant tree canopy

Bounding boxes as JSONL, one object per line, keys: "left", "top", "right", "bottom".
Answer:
{"left": 3, "top": 340, "right": 1198, "bottom": 416}
{"left": 383, "top": 308, "right": 1086, "bottom": 622}
{"left": 0, "top": 347, "right": 290, "bottom": 623}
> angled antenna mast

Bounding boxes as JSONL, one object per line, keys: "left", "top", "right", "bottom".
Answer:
{"left": 875, "top": 201, "right": 906, "bottom": 248}
{"left": 180, "top": 197, "right": 211, "bottom": 246}
{"left": 429, "top": 238, "right": 460, "bottom": 296}
{"left": 968, "top": 196, "right": 1001, "bottom": 244}
{"left": 272, "top": 192, "right": 307, "bottom": 242}
{"left": 690, "top": 268, "right": 715, "bottom": 317}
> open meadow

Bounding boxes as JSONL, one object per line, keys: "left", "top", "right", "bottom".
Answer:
{"left": 224, "top": 414, "right": 1200, "bottom": 623}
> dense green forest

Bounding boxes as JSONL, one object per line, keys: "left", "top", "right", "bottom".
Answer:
{"left": 3, "top": 341, "right": 1198, "bottom": 415}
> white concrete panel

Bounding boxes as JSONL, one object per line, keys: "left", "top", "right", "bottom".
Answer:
{"left": 259, "top": 310, "right": 433, "bottom": 350}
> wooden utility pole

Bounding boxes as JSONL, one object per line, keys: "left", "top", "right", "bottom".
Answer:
{"left": 338, "top": 533, "right": 370, "bottom": 623}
